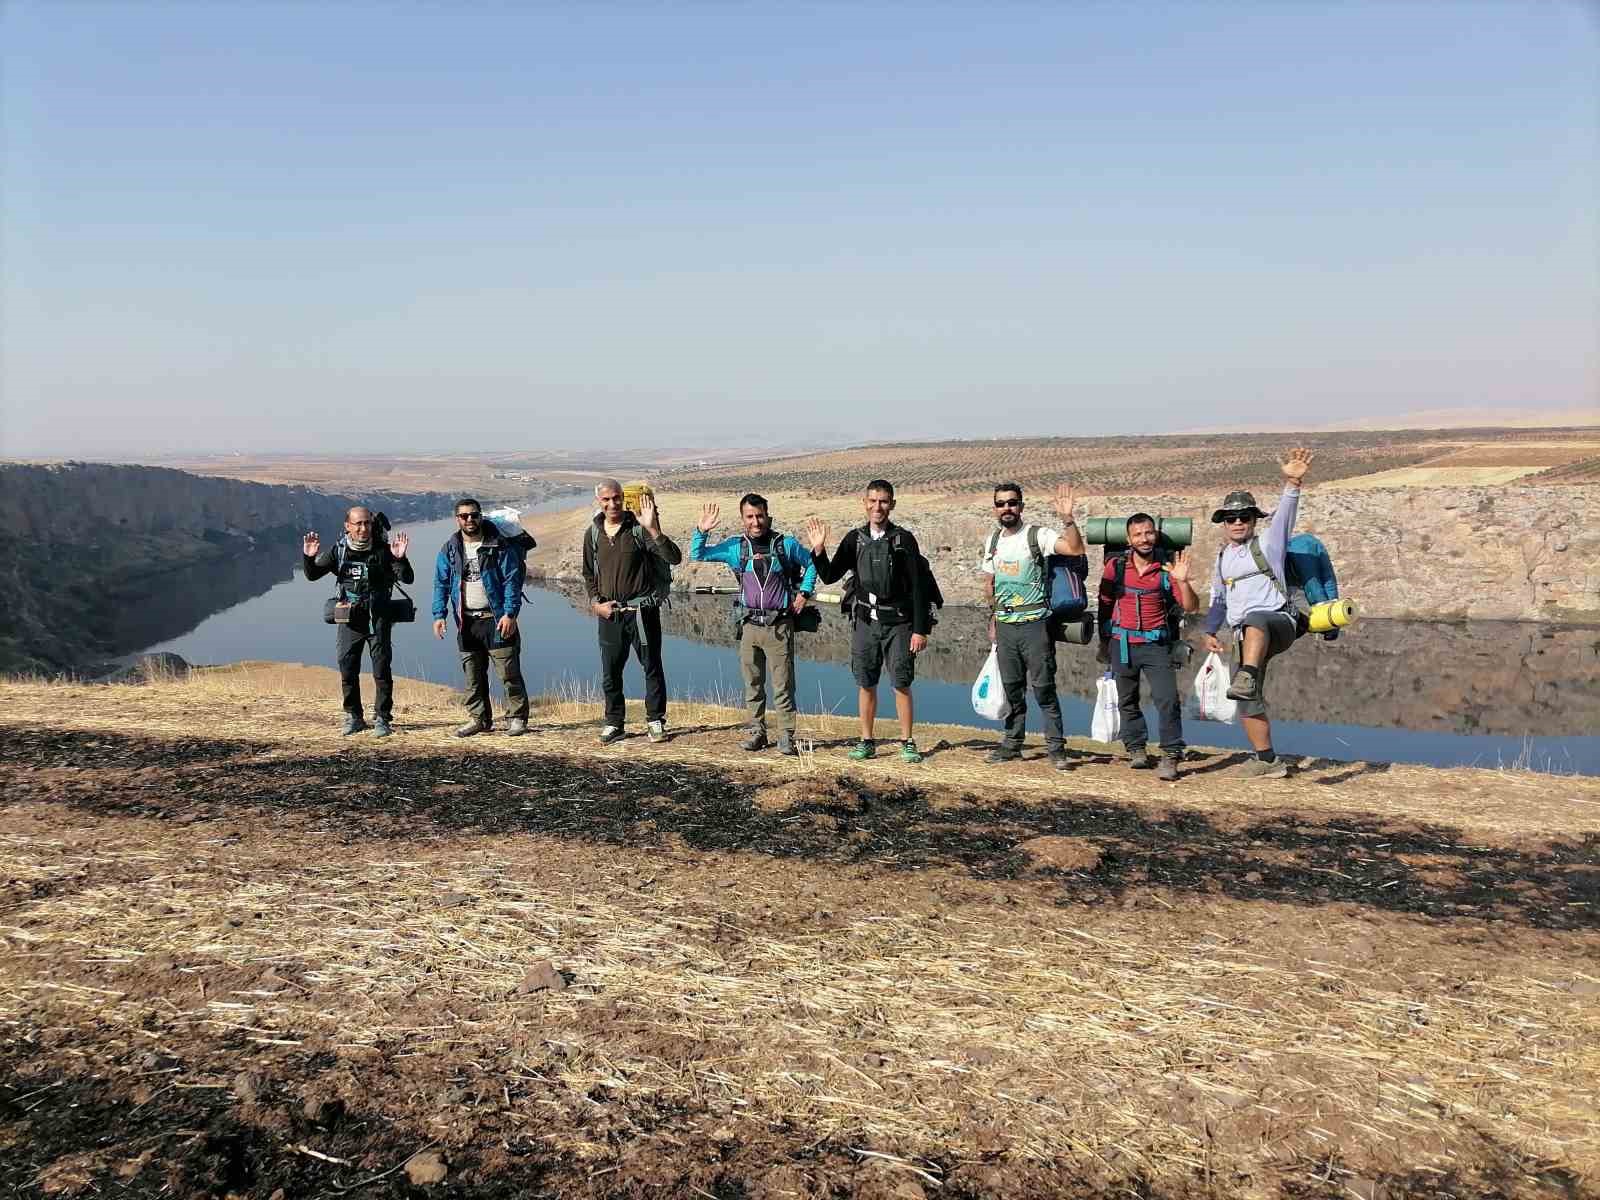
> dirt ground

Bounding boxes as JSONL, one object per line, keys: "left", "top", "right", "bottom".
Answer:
{"left": 2, "top": 667, "right": 1597, "bottom": 1199}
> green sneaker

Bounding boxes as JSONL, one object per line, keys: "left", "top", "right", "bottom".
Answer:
{"left": 899, "top": 739, "right": 923, "bottom": 764}
{"left": 847, "top": 739, "right": 876, "bottom": 761}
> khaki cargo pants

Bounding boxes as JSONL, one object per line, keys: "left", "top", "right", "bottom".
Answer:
{"left": 740, "top": 615, "right": 797, "bottom": 733}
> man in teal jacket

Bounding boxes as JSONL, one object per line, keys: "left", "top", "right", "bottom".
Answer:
{"left": 690, "top": 493, "right": 816, "bottom": 755}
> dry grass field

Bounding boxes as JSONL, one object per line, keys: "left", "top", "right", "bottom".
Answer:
{"left": 2, "top": 665, "right": 1598, "bottom": 1198}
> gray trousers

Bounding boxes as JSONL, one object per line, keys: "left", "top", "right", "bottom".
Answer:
{"left": 1114, "top": 640, "right": 1184, "bottom": 755}
{"left": 996, "top": 618, "right": 1064, "bottom": 752}
{"left": 740, "top": 616, "right": 797, "bottom": 733}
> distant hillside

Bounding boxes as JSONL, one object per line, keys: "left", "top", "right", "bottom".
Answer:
{"left": 664, "top": 428, "right": 1600, "bottom": 497}
{"left": 0, "top": 463, "right": 451, "bottom": 673}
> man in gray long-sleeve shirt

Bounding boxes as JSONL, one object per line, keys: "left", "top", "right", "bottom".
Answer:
{"left": 1201, "top": 447, "right": 1315, "bottom": 777}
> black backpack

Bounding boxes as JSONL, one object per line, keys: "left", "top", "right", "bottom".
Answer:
{"left": 842, "top": 525, "right": 943, "bottom": 628}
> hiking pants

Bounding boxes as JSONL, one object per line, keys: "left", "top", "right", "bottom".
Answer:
{"left": 458, "top": 616, "right": 529, "bottom": 725}
{"left": 995, "top": 617, "right": 1064, "bottom": 752}
{"left": 598, "top": 606, "right": 666, "bottom": 727}
{"left": 739, "top": 616, "right": 797, "bottom": 733}
{"left": 1114, "top": 640, "right": 1183, "bottom": 756}
{"left": 335, "top": 613, "right": 394, "bottom": 721}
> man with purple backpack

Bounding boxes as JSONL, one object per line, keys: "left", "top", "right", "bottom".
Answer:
{"left": 691, "top": 494, "right": 817, "bottom": 755}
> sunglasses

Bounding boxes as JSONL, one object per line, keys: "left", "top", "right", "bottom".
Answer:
{"left": 1219, "top": 512, "right": 1252, "bottom": 524}
{"left": 994, "top": 498, "right": 1022, "bottom": 509}
{"left": 456, "top": 512, "right": 482, "bottom": 521}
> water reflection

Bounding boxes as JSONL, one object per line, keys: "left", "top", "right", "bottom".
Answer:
{"left": 648, "top": 588, "right": 1600, "bottom": 738}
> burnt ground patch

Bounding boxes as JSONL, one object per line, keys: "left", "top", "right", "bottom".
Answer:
{"left": 4, "top": 1040, "right": 1592, "bottom": 1200}
{"left": 2, "top": 725, "right": 1596, "bottom": 930}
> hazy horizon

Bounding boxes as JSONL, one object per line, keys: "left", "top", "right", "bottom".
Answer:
{"left": 3, "top": 2, "right": 1596, "bottom": 458}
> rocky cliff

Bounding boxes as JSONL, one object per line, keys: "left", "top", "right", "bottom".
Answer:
{"left": 0, "top": 463, "right": 450, "bottom": 673}
{"left": 530, "top": 484, "right": 1599, "bottom": 622}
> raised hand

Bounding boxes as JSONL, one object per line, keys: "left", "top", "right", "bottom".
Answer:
{"left": 697, "top": 502, "right": 720, "bottom": 533}
{"left": 1281, "top": 446, "right": 1315, "bottom": 483}
{"left": 302, "top": 531, "right": 320, "bottom": 557}
{"left": 804, "top": 516, "right": 830, "bottom": 555}
{"left": 389, "top": 531, "right": 409, "bottom": 559}
{"left": 1053, "top": 481, "right": 1076, "bottom": 518}
{"left": 1166, "top": 547, "right": 1191, "bottom": 583}
{"left": 639, "top": 494, "right": 659, "bottom": 531}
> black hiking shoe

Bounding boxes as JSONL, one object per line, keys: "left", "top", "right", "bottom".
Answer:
{"left": 1157, "top": 755, "right": 1179, "bottom": 782}
{"left": 1127, "top": 748, "right": 1153, "bottom": 769}
{"left": 986, "top": 746, "right": 1022, "bottom": 764}
{"left": 741, "top": 724, "right": 769, "bottom": 752}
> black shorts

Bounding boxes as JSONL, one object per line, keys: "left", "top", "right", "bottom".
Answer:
{"left": 1232, "top": 609, "right": 1299, "bottom": 718}
{"left": 851, "top": 618, "right": 915, "bottom": 690}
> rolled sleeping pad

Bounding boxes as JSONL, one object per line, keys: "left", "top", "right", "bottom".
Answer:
{"left": 1307, "top": 598, "right": 1355, "bottom": 634}
{"left": 1084, "top": 515, "right": 1193, "bottom": 549}
{"left": 1050, "top": 615, "right": 1095, "bottom": 645}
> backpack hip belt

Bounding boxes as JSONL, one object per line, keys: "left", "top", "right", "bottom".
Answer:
{"left": 1109, "top": 621, "right": 1168, "bottom": 665}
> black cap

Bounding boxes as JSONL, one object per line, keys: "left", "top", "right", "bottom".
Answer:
{"left": 1210, "top": 490, "right": 1268, "bottom": 523}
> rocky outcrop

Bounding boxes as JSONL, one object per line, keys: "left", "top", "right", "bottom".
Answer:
{"left": 533, "top": 485, "right": 1598, "bottom": 622}
{"left": 0, "top": 463, "right": 450, "bottom": 673}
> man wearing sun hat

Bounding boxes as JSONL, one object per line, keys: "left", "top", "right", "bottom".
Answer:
{"left": 1200, "top": 447, "right": 1315, "bottom": 778}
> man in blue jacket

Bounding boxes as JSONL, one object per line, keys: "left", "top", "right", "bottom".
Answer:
{"left": 690, "top": 493, "right": 816, "bottom": 755}
{"left": 432, "top": 497, "right": 529, "bottom": 738}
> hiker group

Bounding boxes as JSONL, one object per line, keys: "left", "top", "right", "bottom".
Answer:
{"left": 304, "top": 448, "right": 1334, "bottom": 779}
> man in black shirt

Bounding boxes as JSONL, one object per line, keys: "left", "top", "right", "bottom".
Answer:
{"left": 303, "top": 507, "right": 414, "bottom": 737}
{"left": 805, "top": 479, "right": 931, "bottom": 763}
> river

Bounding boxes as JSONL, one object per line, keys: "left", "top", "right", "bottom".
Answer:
{"left": 127, "top": 512, "right": 1600, "bottom": 775}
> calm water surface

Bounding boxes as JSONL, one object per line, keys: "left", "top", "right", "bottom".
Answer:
{"left": 134, "top": 514, "right": 1600, "bottom": 775}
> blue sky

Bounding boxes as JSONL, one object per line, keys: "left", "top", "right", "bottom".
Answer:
{"left": 2, "top": 1, "right": 1595, "bottom": 456}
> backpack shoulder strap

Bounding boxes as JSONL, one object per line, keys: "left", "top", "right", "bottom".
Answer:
{"left": 1249, "top": 536, "right": 1286, "bottom": 597}
{"left": 1026, "top": 524, "right": 1044, "bottom": 565}
{"left": 986, "top": 528, "right": 1000, "bottom": 559}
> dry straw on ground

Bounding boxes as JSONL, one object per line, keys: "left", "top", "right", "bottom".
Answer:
{"left": 2, "top": 667, "right": 1598, "bottom": 1196}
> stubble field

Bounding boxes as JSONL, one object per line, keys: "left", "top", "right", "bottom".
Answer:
{"left": 2, "top": 666, "right": 1597, "bottom": 1199}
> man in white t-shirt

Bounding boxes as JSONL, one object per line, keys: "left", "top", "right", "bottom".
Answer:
{"left": 980, "top": 481, "right": 1086, "bottom": 770}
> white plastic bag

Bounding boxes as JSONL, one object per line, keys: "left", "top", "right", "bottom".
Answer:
{"left": 1090, "top": 672, "right": 1121, "bottom": 743}
{"left": 484, "top": 506, "right": 525, "bottom": 538}
{"left": 971, "top": 645, "right": 1007, "bottom": 721}
{"left": 1188, "top": 651, "right": 1238, "bottom": 724}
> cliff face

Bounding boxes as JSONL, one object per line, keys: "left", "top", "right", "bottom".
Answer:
{"left": 532, "top": 485, "right": 1599, "bottom": 622}
{"left": 0, "top": 463, "right": 450, "bottom": 672}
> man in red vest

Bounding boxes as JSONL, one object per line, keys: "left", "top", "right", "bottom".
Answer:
{"left": 1095, "top": 514, "right": 1199, "bottom": 780}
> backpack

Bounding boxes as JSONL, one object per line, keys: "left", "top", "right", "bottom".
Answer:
{"left": 733, "top": 533, "right": 803, "bottom": 624}
{"left": 842, "top": 525, "right": 943, "bottom": 628}
{"left": 1104, "top": 550, "right": 1183, "bottom": 660}
{"left": 1215, "top": 532, "right": 1343, "bottom": 641}
{"left": 329, "top": 513, "right": 416, "bottom": 622}
{"left": 985, "top": 524, "right": 1087, "bottom": 621}
{"left": 587, "top": 518, "right": 673, "bottom": 605}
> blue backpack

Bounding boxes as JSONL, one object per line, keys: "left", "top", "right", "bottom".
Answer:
{"left": 985, "top": 525, "right": 1088, "bottom": 620}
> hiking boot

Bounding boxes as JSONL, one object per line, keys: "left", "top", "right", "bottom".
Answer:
{"left": 1127, "top": 748, "right": 1154, "bottom": 769}
{"left": 598, "top": 725, "right": 625, "bottom": 745}
{"left": 506, "top": 717, "right": 528, "bottom": 737}
{"left": 847, "top": 739, "right": 877, "bottom": 761}
{"left": 899, "top": 740, "right": 924, "bottom": 764}
{"left": 454, "top": 719, "right": 488, "bottom": 738}
{"left": 341, "top": 714, "right": 367, "bottom": 736}
{"left": 1049, "top": 749, "right": 1073, "bottom": 771}
{"left": 776, "top": 731, "right": 798, "bottom": 756}
{"left": 986, "top": 745, "right": 1022, "bottom": 764}
{"left": 1237, "top": 756, "right": 1290, "bottom": 779}
{"left": 1225, "top": 672, "right": 1262, "bottom": 703}
{"left": 372, "top": 718, "right": 393, "bottom": 739}
{"left": 741, "top": 724, "right": 769, "bottom": 752}
{"left": 1157, "top": 755, "right": 1179, "bottom": 782}
{"left": 647, "top": 720, "right": 668, "bottom": 744}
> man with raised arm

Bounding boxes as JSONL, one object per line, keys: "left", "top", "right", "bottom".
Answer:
{"left": 690, "top": 493, "right": 817, "bottom": 755}
{"left": 980, "top": 481, "right": 1086, "bottom": 771}
{"left": 303, "top": 507, "right": 413, "bottom": 738}
{"left": 582, "top": 479, "right": 683, "bottom": 745}
{"left": 1097, "top": 515, "right": 1200, "bottom": 781}
{"left": 804, "top": 479, "right": 931, "bottom": 764}
{"left": 431, "top": 498, "right": 530, "bottom": 738}
{"left": 1201, "top": 447, "right": 1316, "bottom": 777}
